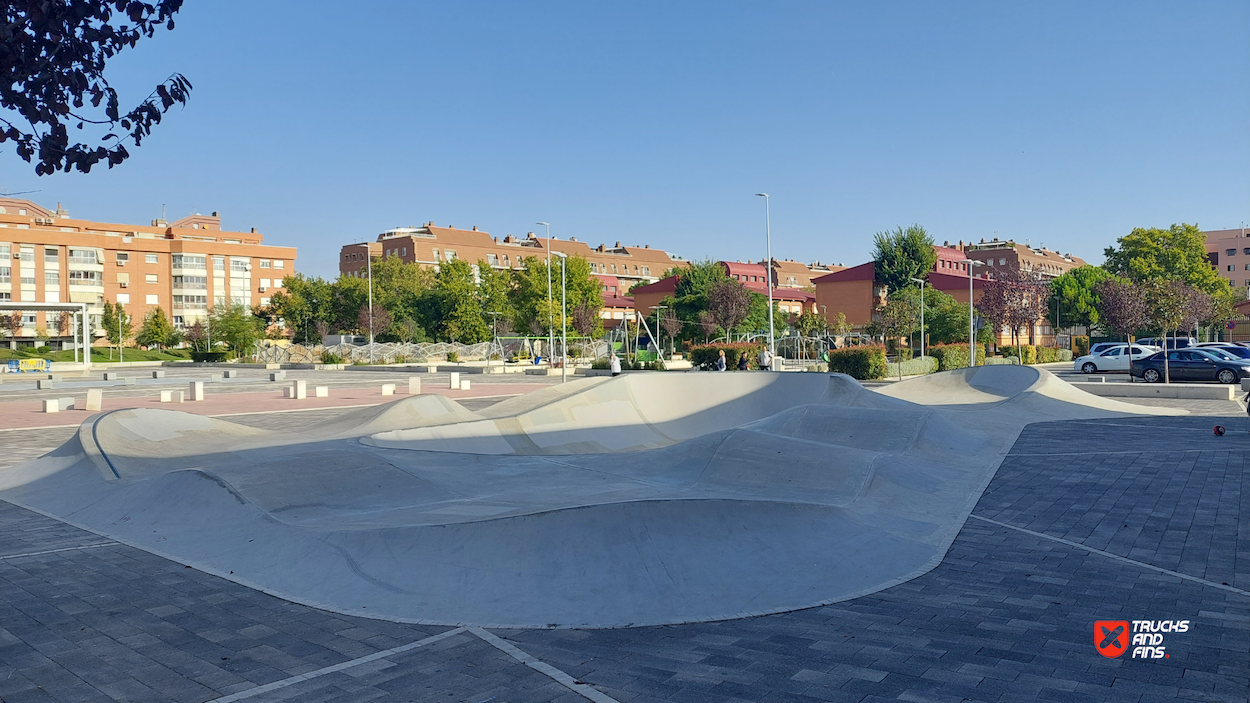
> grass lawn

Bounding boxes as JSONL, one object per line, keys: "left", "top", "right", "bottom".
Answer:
{"left": 0, "top": 347, "right": 192, "bottom": 363}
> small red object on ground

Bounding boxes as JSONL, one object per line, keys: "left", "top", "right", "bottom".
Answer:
{"left": 1214, "top": 425, "right": 1226, "bottom": 436}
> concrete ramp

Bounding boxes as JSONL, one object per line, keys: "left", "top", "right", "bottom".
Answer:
{"left": 0, "top": 367, "right": 1181, "bottom": 628}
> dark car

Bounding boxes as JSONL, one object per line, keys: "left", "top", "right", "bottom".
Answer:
{"left": 1130, "top": 348, "right": 1250, "bottom": 384}
{"left": 1196, "top": 343, "right": 1250, "bottom": 360}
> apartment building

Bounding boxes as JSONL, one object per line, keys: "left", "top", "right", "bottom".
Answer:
{"left": 340, "top": 224, "right": 687, "bottom": 287}
{"left": 953, "top": 238, "right": 1087, "bottom": 279}
{"left": 0, "top": 198, "right": 296, "bottom": 347}
{"left": 1203, "top": 227, "right": 1250, "bottom": 290}
{"left": 630, "top": 261, "right": 818, "bottom": 320}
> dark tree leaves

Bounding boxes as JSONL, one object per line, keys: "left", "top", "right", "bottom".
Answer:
{"left": 1, "top": 1, "right": 191, "bottom": 175}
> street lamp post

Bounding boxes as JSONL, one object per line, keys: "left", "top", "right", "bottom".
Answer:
{"left": 909, "top": 277, "right": 926, "bottom": 359}
{"left": 959, "top": 259, "right": 984, "bottom": 366}
{"left": 356, "top": 243, "right": 374, "bottom": 364}
{"left": 537, "top": 222, "right": 553, "bottom": 369}
{"left": 552, "top": 251, "right": 568, "bottom": 383}
{"left": 488, "top": 311, "right": 501, "bottom": 374}
{"left": 754, "top": 193, "right": 776, "bottom": 365}
{"left": 654, "top": 305, "right": 667, "bottom": 359}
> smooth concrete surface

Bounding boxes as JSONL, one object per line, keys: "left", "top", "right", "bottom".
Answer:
{"left": 1070, "top": 380, "right": 1237, "bottom": 400}
{"left": 0, "top": 367, "right": 1180, "bottom": 630}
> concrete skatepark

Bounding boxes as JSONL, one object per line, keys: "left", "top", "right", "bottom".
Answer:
{"left": 0, "top": 366, "right": 1180, "bottom": 629}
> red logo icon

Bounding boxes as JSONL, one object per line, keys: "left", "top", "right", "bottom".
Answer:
{"left": 1095, "top": 620, "right": 1129, "bottom": 658}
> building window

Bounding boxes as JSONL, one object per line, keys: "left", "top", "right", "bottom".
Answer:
{"left": 1228, "top": 265, "right": 1235, "bottom": 272}
{"left": 274, "top": 260, "right": 284, "bottom": 269}
{"left": 260, "top": 297, "right": 271, "bottom": 306}
{"left": 116, "top": 293, "right": 130, "bottom": 304}
{"left": 173, "top": 295, "right": 208, "bottom": 310}
{"left": 1227, "top": 249, "right": 1236, "bottom": 256}
{"left": 213, "top": 256, "right": 225, "bottom": 272}
{"left": 401, "top": 247, "right": 407, "bottom": 257}
{"left": 68, "top": 270, "right": 102, "bottom": 284}
{"left": 44, "top": 247, "right": 58, "bottom": 263}
{"left": 68, "top": 249, "right": 98, "bottom": 265}
{"left": 20, "top": 274, "right": 35, "bottom": 285}
{"left": 45, "top": 271, "right": 59, "bottom": 286}
{"left": 999, "top": 258, "right": 1006, "bottom": 265}
{"left": 146, "top": 274, "right": 159, "bottom": 283}
{"left": 0, "top": 267, "right": 8, "bottom": 283}
{"left": 445, "top": 250, "right": 456, "bottom": 261}
{"left": 0, "top": 292, "right": 8, "bottom": 301}
{"left": 642, "top": 266, "right": 650, "bottom": 276}
{"left": 173, "top": 275, "right": 207, "bottom": 289}
{"left": 487, "top": 253, "right": 498, "bottom": 266}
{"left": 173, "top": 254, "right": 207, "bottom": 269}
{"left": 116, "top": 252, "right": 129, "bottom": 264}
{"left": 230, "top": 259, "right": 249, "bottom": 273}
{"left": 146, "top": 294, "right": 159, "bottom": 304}
{"left": 259, "top": 260, "right": 271, "bottom": 268}
{"left": 146, "top": 254, "right": 158, "bottom": 264}
{"left": 259, "top": 278, "right": 271, "bottom": 288}
{"left": 19, "top": 246, "right": 34, "bottom": 262}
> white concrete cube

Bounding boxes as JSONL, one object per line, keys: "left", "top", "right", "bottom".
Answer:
{"left": 381, "top": 383, "right": 395, "bottom": 396}
{"left": 152, "top": 370, "right": 166, "bottom": 378}
{"left": 291, "top": 379, "right": 307, "bottom": 400}
{"left": 448, "top": 372, "right": 460, "bottom": 389}
{"left": 41, "top": 399, "right": 59, "bottom": 413}
{"left": 408, "top": 377, "right": 421, "bottom": 395}
{"left": 58, "top": 397, "right": 75, "bottom": 410}
{"left": 269, "top": 371, "right": 286, "bottom": 381}
{"left": 37, "top": 379, "right": 54, "bottom": 389}
{"left": 173, "top": 390, "right": 184, "bottom": 403}
{"left": 425, "top": 365, "right": 438, "bottom": 374}
{"left": 460, "top": 379, "right": 471, "bottom": 391}
{"left": 122, "top": 377, "right": 136, "bottom": 386}
{"left": 223, "top": 370, "right": 238, "bottom": 379}
{"left": 85, "top": 388, "right": 103, "bottom": 412}
{"left": 189, "top": 381, "right": 205, "bottom": 402}
{"left": 103, "top": 372, "right": 118, "bottom": 381}
{"left": 160, "top": 390, "right": 174, "bottom": 403}
{"left": 315, "top": 385, "right": 329, "bottom": 398}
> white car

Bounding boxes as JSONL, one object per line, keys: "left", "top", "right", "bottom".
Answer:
{"left": 1074, "top": 345, "right": 1161, "bottom": 374}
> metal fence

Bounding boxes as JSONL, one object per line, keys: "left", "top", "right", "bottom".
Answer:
{"left": 253, "top": 340, "right": 504, "bottom": 365}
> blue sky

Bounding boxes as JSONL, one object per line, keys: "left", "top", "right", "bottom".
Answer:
{"left": 2, "top": 1, "right": 1247, "bottom": 278}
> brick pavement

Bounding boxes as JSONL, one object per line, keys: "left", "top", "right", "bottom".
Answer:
{"left": 0, "top": 409, "right": 1246, "bottom": 702}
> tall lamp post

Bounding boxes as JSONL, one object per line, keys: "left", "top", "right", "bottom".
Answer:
{"left": 551, "top": 251, "right": 568, "bottom": 383}
{"left": 537, "top": 222, "right": 553, "bottom": 368}
{"left": 355, "top": 243, "right": 375, "bottom": 364}
{"left": 487, "top": 311, "right": 501, "bottom": 374}
{"left": 958, "top": 259, "right": 984, "bottom": 366}
{"left": 654, "top": 305, "right": 667, "bottom": 359}
{"left": 909, "top": 277, "right": 926, "bottom": 359}
{"left": 754, "top": 193, "right": 776, "bottom": 365}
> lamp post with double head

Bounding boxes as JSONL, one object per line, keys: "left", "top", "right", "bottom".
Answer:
{"left": 355, "top": 243, "right": 375, "bottom": 364}
{"left": 754, "top": 193, "right": 776, "bottom": 364}
{"left": 537, "top": 222, "right": 553, "bottom": 368}
{"left": 958, "top": 259, "right": 984, "bottom": 366}
{"left": 909, "top": 277, "right": 926, "bottom": 359}
{"left": 551, "top": 251, "right": 568, "bottom": 383}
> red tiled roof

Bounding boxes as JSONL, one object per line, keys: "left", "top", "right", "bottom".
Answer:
{"left": 602, "top": 293, "right": 635, "bottom": 309}
{"left": 720, "top": 261, "right": 769, "bottom": 277}
{"left": 745, "top": 283, "right": 815, "bottom": 302}
{"left": 630, "top": 276, "right": 679, "bottom": 295}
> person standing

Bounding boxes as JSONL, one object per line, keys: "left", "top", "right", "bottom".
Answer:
{"left": 759, "top": 347, "right": 773, "bottom": 371}
{"left": 715, "top": 349, "right": 727, "bottom": 371}
{"left": 737, "top": 354, "right": 749, "bottom": 371}
{"left": 610, "top": 354, "right": 621, "bottom": 377}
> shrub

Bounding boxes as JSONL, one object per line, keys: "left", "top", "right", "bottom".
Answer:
{"left": 825, "top": 345, "right": 888, "bottom": 380}
{"left": 320, "top": 351, "right": 344, "bottom": 364}
{"left": 1072, "top": 335, "right": 1090, "bottom": 357}
{"left": 191, "top": 351, "right": 229, "bottom": 363}
{"left": 984, "top": 356, "right": 1019, "bottom": 365}
{"left": 1000, "top": 345, "right": 1038, "bottom": 365}
{"left": 34, "top": 346, "right": 51, "bottom": 354}
{"left": 886, "top": 355, "right": 938, "bottom": 377}
{"left": 929, "top": 343, "right": 987, "bottom": 371}
{"left": 688, "top": 341, "right": 766, "bottom": 370}
{"left": 591, "top": 357, "right": 611, "bottom": 370}
{"left": 446, "top": 351, "right": 459, "bottom": 362}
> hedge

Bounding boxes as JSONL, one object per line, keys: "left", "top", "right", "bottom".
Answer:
{"left": 1000, "top": 345, "right": 1072, "bottom": 364}
{"left": 886, "top": 355, "right": 938, "bottom": 377}
{"left": 929, "top": 343, "right": 986, "bottom": 371}
{"left": 191, "top": 351, "right": 229, "bottom": 363}
{"left": 826, "top": 345, "right": 888, "bottom": 380}
{"left": 688, "top": 341, "right": 766, "bottom": 370}
{"left": 984, "top": 356, "right": 1020, "bottom": 365}
{"left": 1000, "top": 345, "right": 1038, "bottom": 365}
{"left": 1072, "top": 335, "right": 1090, "bottom": 357}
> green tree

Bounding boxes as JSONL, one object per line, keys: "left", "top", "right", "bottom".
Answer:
{"left": 656, "top": 260, "right": 731, "bottom": 343}
{"left": 207, "top": 303, "right": 263, "bottom": 357}
{"left": 100, "top": 301, "right": 132, "bottom": 359}
{"left": 870, "top": 295, "right": 919, "bottom": 375}
{"left": 135, "top": 307, "right": 175, "bottom": 349}
{"left": 476, "top": 260, "right": 513, "bottom": 332}
{"left": 1103, "top": 224, "right": 1230, "bottom": 296}
{"left": 872, "top": 225, "right": 937, "bottom": 294}
{"left": 1048, "top": 266, "right": 1116, "bottom": 332}
{"left": 509, "top": 255, "right": 602, "bottom": 337}
{"left": 433, "top": 258, "right": 490, "bottom": 342}
{"left": 273, "top": 274, "right": 337, "bottom": 344}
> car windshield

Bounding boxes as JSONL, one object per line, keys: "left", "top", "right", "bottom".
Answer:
{"left": 1208, "top": 346, "right": 1250, "bottom": 359}
{"left": 1194, "top": 348, "right": 1236, "bottom": 361}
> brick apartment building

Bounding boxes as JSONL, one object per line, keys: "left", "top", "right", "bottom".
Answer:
{"left": 0, "top": 198, "right": 296, "bottom": 348}
{"left": 1203, "top": 226, "right": 1250, "bottom": 291}
{"left": 630, "top": 261, "right": 818, "bottom": 322}
{"left": 813, "top": 239, "right": 1087, "bottom": 345}
{"left": 340, "top": 224, "right": 688, "bottom": 288}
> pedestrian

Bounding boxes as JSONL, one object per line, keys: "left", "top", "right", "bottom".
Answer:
{"left": 610, "top": 354, "right": 621, "bottom": 377}
{"left": 737, "top": 354, "right": 749, "bottom": 371}
{"left": 1244, "top": 387, "right": 1250, "bottom": 416}
{"left": 759, "top": 347, "right": 773, "bottom": 371}
{"left": 715, "top": 349, "right": 727, "bottom": 371}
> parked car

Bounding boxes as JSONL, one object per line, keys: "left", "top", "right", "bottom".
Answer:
{"left": 1135, "top": 336, "right": 1197, "bottom": 350}
{"left": 1089, "top": 342, "right": 1128, "bottom": 356}
{"left": 1130, "top": 348, "right": 1250, "bottom": 384}
{"left": 1195, "top": 343, "right": 1250, "bottom": 359}
{"left": 1073, "top": 345, "right": 1160, "bottom": 374}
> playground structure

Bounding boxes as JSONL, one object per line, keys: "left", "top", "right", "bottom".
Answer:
{"left": 0, "top": 366, "right": 1178, "bottom": 629}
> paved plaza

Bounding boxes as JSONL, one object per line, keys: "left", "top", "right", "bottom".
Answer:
{"left": 0, "top": 369, "right": 1247, "bottom": 703}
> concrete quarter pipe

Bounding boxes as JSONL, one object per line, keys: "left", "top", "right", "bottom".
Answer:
{"left": 0, "top": 366, "right": 1178, "bottom": 628}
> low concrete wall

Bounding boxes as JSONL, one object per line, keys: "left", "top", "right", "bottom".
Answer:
{"left": 1069, "top": 381, "right": 1236, "bottom": 400}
